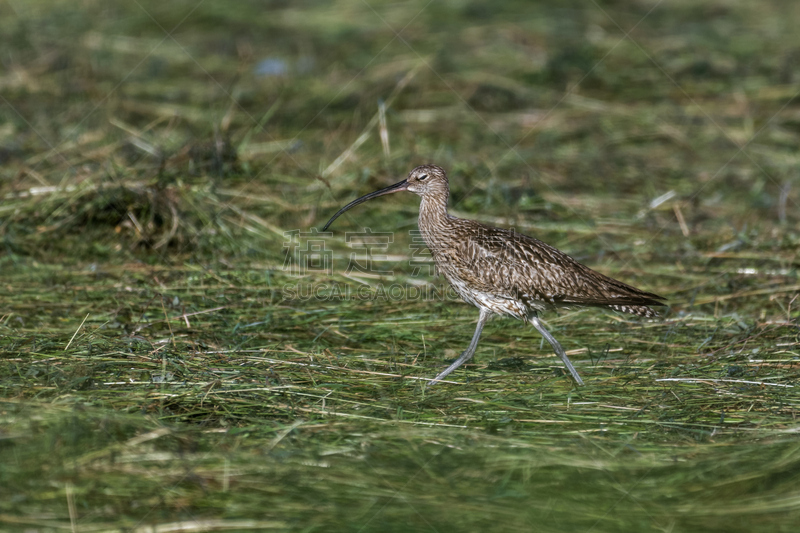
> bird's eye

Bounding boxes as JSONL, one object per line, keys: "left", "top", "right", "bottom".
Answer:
{"left": 418, "top": 174, "right": 428, "bottom": 181}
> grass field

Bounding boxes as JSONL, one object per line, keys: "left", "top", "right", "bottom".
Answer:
{"left": 1, "top": 0, "right": 799, "bottom": 531}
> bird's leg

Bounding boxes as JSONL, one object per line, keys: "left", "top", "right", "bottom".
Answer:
{"left": 427, "top": 308, "right": 491, "bottom": 387}
{"left": 530, "top": 315, "right": 585, "bottom": 386}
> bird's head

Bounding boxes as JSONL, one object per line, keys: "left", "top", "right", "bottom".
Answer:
{"left": 404, "top": 164, "right": 449, "bottom": 197}
{"left": 322, "top": 164, "right": 449, "bottom": 230}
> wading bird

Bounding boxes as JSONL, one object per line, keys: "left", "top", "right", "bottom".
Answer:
{"left": 322, "top": 165, "right": 665, "bottom": 386}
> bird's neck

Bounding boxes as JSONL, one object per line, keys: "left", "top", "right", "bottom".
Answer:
{"left": 418, "top": 193, "right": 451, "bottom": 246}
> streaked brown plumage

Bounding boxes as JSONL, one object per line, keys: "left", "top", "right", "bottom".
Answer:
{"left": 323, "top": 164, "right": 666, "bottom": 386}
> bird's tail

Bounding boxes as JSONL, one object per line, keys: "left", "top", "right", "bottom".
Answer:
{"left": 610, "top": 304, "right": 660, "bottom": 318}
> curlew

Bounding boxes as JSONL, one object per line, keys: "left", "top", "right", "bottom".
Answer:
{"left": 322, "top": 165, "right": 666, "bottom": 386}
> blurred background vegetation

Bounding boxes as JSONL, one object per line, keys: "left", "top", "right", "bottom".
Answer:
{"left": 1, "top": 0, "right": 799, "bottom": 531}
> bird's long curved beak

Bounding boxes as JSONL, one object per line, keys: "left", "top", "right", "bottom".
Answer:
{"left": 322, "top": 179, "right": 409, "bottom": 230}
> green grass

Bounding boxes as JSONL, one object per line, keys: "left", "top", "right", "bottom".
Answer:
{"left": 1, "top": 0, "right": 799, "bottom": 531}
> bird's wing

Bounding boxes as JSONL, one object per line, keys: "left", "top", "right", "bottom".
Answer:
{"left": 446, "top": 223, "right": 665, "bottom": 308}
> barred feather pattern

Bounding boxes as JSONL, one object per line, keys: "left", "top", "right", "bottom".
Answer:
{"left": 412, "top": 165, "right": 666, "bottom": 320}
